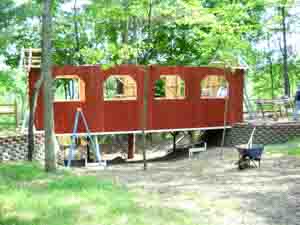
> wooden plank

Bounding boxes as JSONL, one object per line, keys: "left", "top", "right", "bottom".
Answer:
{"left": 54, "top": 126, "right": 232, "bottom": 136}
{"left": 0, "top": 104, "right": 15, "bottom": 107}
{"left": 24, "top": 48, "right": 41, "bottom": 53}
{"left": 0, "top": 112, "right": 15, "bottom": 115}
{"left": 31, "top": 60, "right": 41, "bottom": 63}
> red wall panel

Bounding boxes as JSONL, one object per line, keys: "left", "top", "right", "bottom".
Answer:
{"left": 29, "top": 65, "right": 244, "bottom": 134}
{"left": 102, "top": 65, "right": 143, "bottom": 132}
{"left": 148, "top": 66, "right": 194, "bottom": 130}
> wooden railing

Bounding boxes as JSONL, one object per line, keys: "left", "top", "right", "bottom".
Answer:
{"left": 0, "top": 102, "right": 18, "bottom": 128}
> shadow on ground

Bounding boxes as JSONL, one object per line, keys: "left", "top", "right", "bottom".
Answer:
{"left": 81, "top": 148, "right": 300, "bottom": 225}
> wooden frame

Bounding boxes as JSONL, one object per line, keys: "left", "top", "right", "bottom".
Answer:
{"left": 154, "top": 74, "right": 186, "bottom": 100}
{"left": 103, "top": 75, "right": 138, "bottom": 101}
{"left": 0, "top": 102, "right": 18, "bottom": 128}
{"left": 200, "top": 75, "right": 229, "bottom": 99}
{"left": 54, "top": 75, "right": 85, "bottom": 102}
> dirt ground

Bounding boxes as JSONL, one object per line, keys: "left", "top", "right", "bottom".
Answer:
{"left": 77, "top": 148, "right": 300, "bottom": 225}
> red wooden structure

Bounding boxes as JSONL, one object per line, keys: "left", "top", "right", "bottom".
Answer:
{"left": 29, "top": 65, "right": 244, "bottom": 135}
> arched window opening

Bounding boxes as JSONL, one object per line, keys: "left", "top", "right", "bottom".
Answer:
{"left": 201, "top": 75, "right": 228, "bottom": 98}
{"left": 154, "top": 75, "right": 185, "bottom": 100}
{"left": 54, "top": 76, "right": 84, "bottom": 101}
{"left": 104, "top": 75, "right": 137, "bottom": 100}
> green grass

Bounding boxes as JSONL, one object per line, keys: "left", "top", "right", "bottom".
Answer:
{"left": 0, "top": 163, "right": 195, "bottom": 225}
{"left": 265, "top": 138, "right": 300, "bottom": 156}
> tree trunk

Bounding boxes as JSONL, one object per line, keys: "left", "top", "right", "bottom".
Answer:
{"left": 269, "top": 58, "right": 274, "bottom": 99}
{"left": 267, "top": 33, "right": 274, "bottom": 99}
{"left": 42, "top": 0, "right": 56, "bottom": 172}
{"left": 63, "top": 82, "right": 68, "bottom": 100}
{"left": 140, "top": 0, "right": 153, "bottom": 170}
{"left": 220, "top": 67, "right": 230, "bottom": 159}
{"left": 73, "top": 0, "right": 82, "bottom": 64}
{"left": 74, "top": 0, "right": 80, "bottom": 52}
{"left": 281, "top": 6, "right": 290, "bottom": 97}
{"left": 28, "top": 75, "right": 44, "bottom": 161}
{"left": 142, "top": 68, "right": 149, "bottom": 170}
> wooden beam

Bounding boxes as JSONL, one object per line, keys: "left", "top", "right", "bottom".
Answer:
{"left": 24, "top": 48, "right": 42, "bottom": 53}
{"left": 54, "top": 126, "right": 233, "bottom": 137}
{"left": 127, "top": 133, "right": 135, "bottom": 159}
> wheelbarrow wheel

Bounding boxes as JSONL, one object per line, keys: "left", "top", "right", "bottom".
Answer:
{"left": 238, "top": 157, "right": 250, "bottom": 170}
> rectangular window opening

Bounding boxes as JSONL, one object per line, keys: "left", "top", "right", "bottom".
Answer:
{"left": 54, "top": 77, "right": 82, "bottom": 102}
{"left": 154, "top": 75, "right": 185, "bottom": 100}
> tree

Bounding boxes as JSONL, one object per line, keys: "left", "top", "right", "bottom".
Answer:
{"left": 1, "top": 0, "right": 300, "bottom": 130}
{"left": 28, "top": 67, "right": 44, "bottom": 161}
{"left": 280, "top": 4, "right": 290, "bottom": 97}
{"left": 41, "top": 0, "right": 56, "bottom": 172}
{"left": 250, "top": 0, "right": 299, "bottom": 99}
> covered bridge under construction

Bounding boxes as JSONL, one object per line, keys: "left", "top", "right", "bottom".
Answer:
{"left": 29, "top": 65, "right": 244, "bottom": 135}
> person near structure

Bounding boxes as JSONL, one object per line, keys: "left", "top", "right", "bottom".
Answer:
{"left": 293, "top": 85, "right": 300, "bottom": 121}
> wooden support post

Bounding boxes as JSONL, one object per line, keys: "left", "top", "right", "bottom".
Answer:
{"left": 171, "top": 132, "right": 179, "bottom": 152}
{"left": 173, "top": 133, "right": 176, "bottom": 152}
{"left": 127, "top": 133, "right": 135, "bottom": 159}
{"left": 87, "top": 137, "right": 91, "bottom": 162}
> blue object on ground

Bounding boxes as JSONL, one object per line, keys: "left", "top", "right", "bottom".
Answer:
{"left": 67, "top": 109, "right": 102, "bottom": 167}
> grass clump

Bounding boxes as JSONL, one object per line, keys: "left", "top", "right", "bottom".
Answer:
{"left": 0, "top": 163, "right": 195, "bottom": 225}
{"left": 265, "top": 137, "right": 300, "bottom": 156}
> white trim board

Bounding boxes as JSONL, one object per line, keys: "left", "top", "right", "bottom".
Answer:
{"left": 54, "top": 126, "right": 231, "bottom": 137}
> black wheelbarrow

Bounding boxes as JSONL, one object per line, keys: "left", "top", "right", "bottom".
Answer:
{"left": 235, "top": 144, "right": 264, "bottom": 170}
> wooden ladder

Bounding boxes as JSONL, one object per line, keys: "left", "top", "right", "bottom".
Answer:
{"left": 20, "top": 48, "right": 41, "bottom": 72}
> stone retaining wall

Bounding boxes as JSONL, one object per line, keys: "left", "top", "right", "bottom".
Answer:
{"left": 227, "top": 122, "right": 300, "bottom": 146}
{"left": 0, "top": 132, "right": 45, "bottom": 161}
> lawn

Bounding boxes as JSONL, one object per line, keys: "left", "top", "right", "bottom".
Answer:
{"left": 0, "top": 163, "right": 195, "bottom": 225}
{"left": 265, "top": 137, "right": 300, "bottom": 156}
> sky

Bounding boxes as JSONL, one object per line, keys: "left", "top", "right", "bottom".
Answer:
{"left": 62, "top": 0, "right": 92, "bottom": 12}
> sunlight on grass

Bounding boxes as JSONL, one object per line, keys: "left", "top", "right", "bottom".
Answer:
{"left": 0, "top": 163, "right": 196, "bottom": 225}
{"left": 265, "top": 138, "right": 300, "bottom": 156}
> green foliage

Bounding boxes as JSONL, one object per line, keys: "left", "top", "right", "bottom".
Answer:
{"left": 0, "top": 69, "right": 26, "bottom": 98}
{"left": 54, "top": 78, "right": 79, "bottom": 100}
{"left": 0, "top": 163, "right": 195, "bottom": 225}
{"left": 154, "top": 79, "right": 166, "bottom": 97}
{"left": 104, "top": 76, "right": 120, "bottom": 99}
{"left": 251, "top": 58, "right": 300, "bottom": 98}
{"left": 265, "top": 137, "right": 300, "bottom": 156}
{"left": 0, "top": 0, "right": 299, "bottom": 100}
{"left": 0, "top": 67, "right": 26, "bottom": 129}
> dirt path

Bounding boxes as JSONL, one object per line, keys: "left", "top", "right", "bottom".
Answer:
{"left": 77, "top": 148, "right": 300, "bottom": 225}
